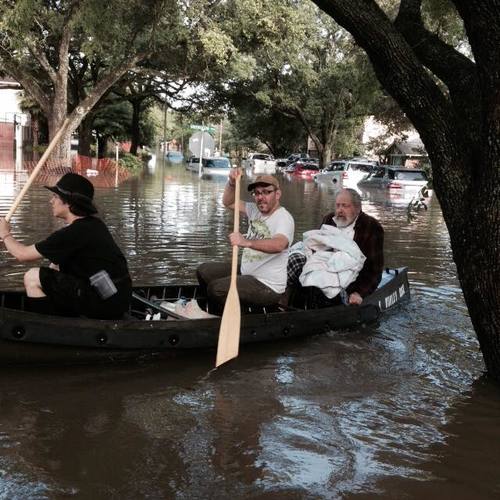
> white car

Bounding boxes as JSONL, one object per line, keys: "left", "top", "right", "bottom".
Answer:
{"left": 201, "top": 157, "right": 232, "bottom": 178}
{"left": 242, "top": 153, "right": 276, "bottom": 174}
{"left": 314, "top": 159, "right": 376, "bottom": 189}
{"left": 358, "top": 165, "right": 429, "bottom": 193}
{"left": 186, "top": 156, "right": 203, "bottom": 173}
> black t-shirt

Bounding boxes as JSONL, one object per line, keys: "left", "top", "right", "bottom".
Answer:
{"left": 35, "top": 216, "right": 129, "bottom": 281}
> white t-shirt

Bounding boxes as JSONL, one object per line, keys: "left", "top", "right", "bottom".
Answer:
{"left": 241, "top": 202, "right": 295, "bottom": 294}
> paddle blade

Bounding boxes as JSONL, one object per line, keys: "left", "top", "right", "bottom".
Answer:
{"left": 215, "top": 286, "right": 241, "bottom": 367}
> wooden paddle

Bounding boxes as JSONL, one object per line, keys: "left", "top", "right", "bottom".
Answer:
{"left": 216, "top": 170, "right": 241, "bottom": 367}
{"left": 5, "top": 118, "right": 71, "bottom": 222}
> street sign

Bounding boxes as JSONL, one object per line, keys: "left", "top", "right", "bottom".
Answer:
{"left": 190, "top": 124, "right": 216, "bottom": 134}
{"left": 189, "top": 131, "right": 215, "bottom": 157}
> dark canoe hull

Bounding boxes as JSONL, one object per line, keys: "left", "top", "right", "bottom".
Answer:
{"left": 0, "top": 268, "right": 409, "bottom": 365}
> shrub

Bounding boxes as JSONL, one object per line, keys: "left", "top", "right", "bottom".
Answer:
{"left": 119, "top": 153, "right": 143, "bottom": 172}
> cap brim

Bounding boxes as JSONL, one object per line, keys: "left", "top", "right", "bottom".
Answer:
{"left": 248, "top": 182, "right": 274, "bottom": 191}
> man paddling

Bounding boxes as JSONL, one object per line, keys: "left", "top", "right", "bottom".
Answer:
{"left": 0, "top": 172, "right": 131, "bottom": 319}
{"left": 197, "top": 171, "right": 295, "bottom": 313}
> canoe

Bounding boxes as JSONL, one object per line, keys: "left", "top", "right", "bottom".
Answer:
{"left": 0, "top": 267, "right": 409, "bottom": 365}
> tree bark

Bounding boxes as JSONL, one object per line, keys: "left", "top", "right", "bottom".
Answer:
{"left": 78, "top": 115, "right": 94, "bottom": 157}
{"left": 129, "top": 100, "right": 142, "bottom": 156}
{"left": 311, "top": 0, "right": 500, "bottom": 381}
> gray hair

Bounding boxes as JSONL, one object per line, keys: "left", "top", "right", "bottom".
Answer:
{"left": 335, "top": 188, "right": 362, "bottom": 210}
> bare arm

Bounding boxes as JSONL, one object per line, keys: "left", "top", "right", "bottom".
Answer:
{"left": 223, "top": 168, "right": 246, "bottom": 213}
{"left": 0, "top": 218, "right": 42, "bottom": 262}
{"left": 229, "top": 232, "right": 289, "bottom": 254}
{"left": 2, "top": 236, "right": 42, "bottom": 262}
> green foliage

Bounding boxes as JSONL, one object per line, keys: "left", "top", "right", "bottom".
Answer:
{"left": 93, "top": 100, "right": 132, "bottom": 142}
{"left": 118, "top": 152, "right": 143, "bottom": 172}
{"left": 201, "top": 0, "right": 382, "bottom": 162}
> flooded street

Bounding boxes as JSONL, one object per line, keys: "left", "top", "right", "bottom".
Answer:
{"left": 0, "top": 158, "right": 499, "bottom": 499}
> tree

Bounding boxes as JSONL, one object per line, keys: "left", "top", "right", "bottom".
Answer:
{"left": 310, "top": 0, "right": 500, "bottom": 380}
{"left": 0, "top": 0, "right": 185, "bottom": 160}
{"left": 203, "top": 0, "right": 381, "bottom": 166}
{"left": 229, "top": 101, "right": 307, "bottom": 157}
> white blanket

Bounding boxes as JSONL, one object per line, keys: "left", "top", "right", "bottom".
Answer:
{"left": 298, "top": 225, "right": 366, "bottom": 298}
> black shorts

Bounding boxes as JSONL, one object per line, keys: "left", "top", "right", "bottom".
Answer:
{"left": 39, "top": 267, "right": 131, "bottom": 319}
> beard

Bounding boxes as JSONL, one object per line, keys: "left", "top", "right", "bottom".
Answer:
{"left": 333, "top": 215, "right": 356, "bottom": 228}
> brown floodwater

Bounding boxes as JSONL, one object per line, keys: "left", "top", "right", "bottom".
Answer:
{"left": 0, "top": 156, "right": 499, "bottom": 499}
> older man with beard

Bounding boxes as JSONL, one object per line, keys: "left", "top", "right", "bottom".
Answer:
{"left": 288, "top": 188, "right": 384, "bottom": 305}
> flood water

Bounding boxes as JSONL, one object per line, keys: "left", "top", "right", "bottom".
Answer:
{"left": 0, "top": 157, "right": 499, "bottom": 499}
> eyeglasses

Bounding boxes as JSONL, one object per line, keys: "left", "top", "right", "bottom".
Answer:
{"left": 252, "top": 188, "right": 277, "bottom": 197}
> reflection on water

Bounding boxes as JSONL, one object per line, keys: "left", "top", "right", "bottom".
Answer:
{"left": 0, "top": 158, "right": 498, "bottom": 499}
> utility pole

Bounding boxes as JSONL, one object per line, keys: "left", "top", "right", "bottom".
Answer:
{"left": 219, "top": 118, "right": 223, "bottom": 154}
{"left": 163, "top": 98, "right": 167, "bottom": 156}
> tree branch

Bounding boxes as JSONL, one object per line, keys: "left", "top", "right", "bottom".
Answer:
{"left": 27, "top": 42, "right": 58, "bottom": 84}
{"left": 395, "top": 0, "right": 479, "bottom": 126}
{"left": 0, "top": 53, "right": 51, "bottom": 113}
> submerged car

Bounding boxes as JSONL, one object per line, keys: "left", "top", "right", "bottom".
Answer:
{"left": 358, "top": 165, "right": 429, "bottom": 192}
{"left": 186, "top": 156, "right": 202, "bottom": 172}
{"left": 201, "top": 157, "right": 232, "bottom": 178}
{"left": 314, "top": 159, "right": 376, "bottom": 188}
{"left": 165, "top": 150, "right": 184, "bottom": 164}
{"left": 242, "top": 153, "right": 276, "bottom": 174}
{"left": 292, "top": 159, "right": 320, "bottom": 179}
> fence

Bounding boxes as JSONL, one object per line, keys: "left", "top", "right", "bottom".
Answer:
{"left": 22, "top": 155, "right": 131, "bottom": 187}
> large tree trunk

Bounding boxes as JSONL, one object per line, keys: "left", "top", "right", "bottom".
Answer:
{"left": 311, "top": 0, "right": 500, "bottom": 381}
{"left": 78, "top": 115, "right": 94, "bottom": 157}
{"left": 129, "top": 100, "right": 142, "bottom": 155}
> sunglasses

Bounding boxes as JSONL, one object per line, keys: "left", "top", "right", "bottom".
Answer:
{"left": 252, "top": 188, "right": 277, "bottom": 197}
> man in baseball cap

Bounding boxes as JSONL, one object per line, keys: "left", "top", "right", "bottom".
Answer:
{"left": 197, "top": 170, "right": 295, "bottom": 313}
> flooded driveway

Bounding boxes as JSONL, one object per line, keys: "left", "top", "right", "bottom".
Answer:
{"left": 0, "top": 158, "right": 498, "bottom": 499}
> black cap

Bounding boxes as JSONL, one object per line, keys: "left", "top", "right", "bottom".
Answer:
{"left": 45, "top": 173, "right": 97, "bottom": 215}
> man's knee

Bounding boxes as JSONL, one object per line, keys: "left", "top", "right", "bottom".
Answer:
{"left": 197, "top": 262, "right": 232, "bottom": 286}
{"left": 207, "top": 278, "right": 230, "bottom": 303}
{"left": 24, "top": 268, "right": 40, "bottom": 287}
{"left": 196, "top": 262, "right": 211, "bottom": 284}
{"left": 24, "top": 268, "right": 45, "bottom": 297}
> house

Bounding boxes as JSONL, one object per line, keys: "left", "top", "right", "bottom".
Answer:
{"left": 382, "top": 138, "right": 430, "bottom": 168}
{"left": 0, "top": 77, "right": 31, "bottom": 150}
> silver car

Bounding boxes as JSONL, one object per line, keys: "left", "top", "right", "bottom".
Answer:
{"left": 314, "top": 159, "right": 376, "bottom": 188}
{"left": 358, "top": 165, "right": 429, "bottom": 193}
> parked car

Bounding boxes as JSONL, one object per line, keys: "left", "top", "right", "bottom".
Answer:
{"left": 292, "top": 159, "right": 320, "bottom": 179}
{"left": 358, "top": 165, "right": 429, "bottom": 192}
{"left": 275, "top": 158, "right": 288, "bottom": 171}
{"left": 314, "top": 158, "right": 376, "bottom": 188}
{"left": 201, "top": 157, "right": 232, "bottom": 178}
{"left": 285, "top": 152, "right": 310, "bottom": 166}
{"left": 165, "top": 150, "right": 184, "bottom": 163}
{"left": 283, "top": 161, "right": 299, "bottom": 173}
{"left": 242, "top": 153, "right": 276, "bottom": 174}
{"left": 187, "top": 156, "right": 204, "bottom": 173}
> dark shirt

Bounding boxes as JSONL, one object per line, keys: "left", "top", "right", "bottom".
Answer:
{"left": 322, "top": 211, "right": 384, "bottom": 297}
{"left": 35, "top": 216, "right": 129, "bottom": 281}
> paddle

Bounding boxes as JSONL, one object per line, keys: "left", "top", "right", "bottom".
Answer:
{"left": 216, "top": 169, "right": 241, "bottom": 367}
{"left": 5, "top": 118, "right": 71, "bottom": 222}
